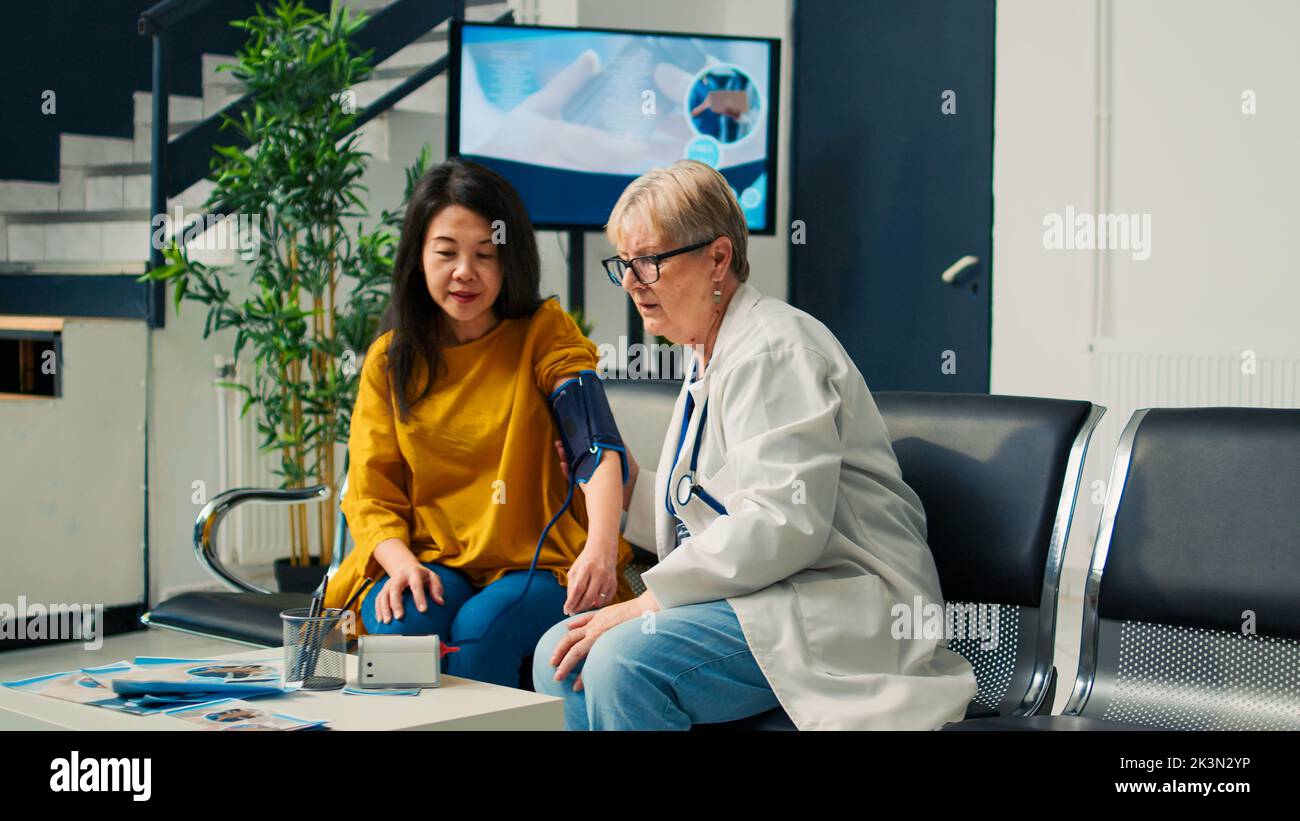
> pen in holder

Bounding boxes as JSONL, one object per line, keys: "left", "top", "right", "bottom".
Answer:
{"left": 281, "top": 599, "right": 346, "bottom": 691}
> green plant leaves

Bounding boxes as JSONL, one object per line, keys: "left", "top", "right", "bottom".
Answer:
{"left": 144, "top": 0, "right": 428, "bottom": 498}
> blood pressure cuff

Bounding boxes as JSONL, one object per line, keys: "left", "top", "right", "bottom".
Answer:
{"left": 549, "top": 370, "right": 629, "bottom": 486}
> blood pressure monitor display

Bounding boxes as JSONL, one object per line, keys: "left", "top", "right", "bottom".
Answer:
{"left": 449, "top": 22, "right": 779, "bottom": 232}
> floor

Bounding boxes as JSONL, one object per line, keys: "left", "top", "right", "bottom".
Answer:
{"left": 2, "top": 595, "right": 1087, "bottom": 716}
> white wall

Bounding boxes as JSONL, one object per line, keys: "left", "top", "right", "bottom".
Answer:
{"left": 0, "top": 320, "right": 147, "bottom": 608}
{"left": 1104, "top": 0, "right": 1300, "bottom": 350}
{"left": 990, "top": 0, "right": 1098, "bottom": 403}
{"left": 992, "top": 0, "right": 1300, "bottom": 596}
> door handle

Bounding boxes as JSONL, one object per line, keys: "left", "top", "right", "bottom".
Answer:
{"left": 940, "top": 255, "right": 979, "bottom": 285}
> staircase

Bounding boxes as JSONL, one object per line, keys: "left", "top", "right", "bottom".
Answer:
{"left": 0, "top": 0, "right": 507, "bottom": 284}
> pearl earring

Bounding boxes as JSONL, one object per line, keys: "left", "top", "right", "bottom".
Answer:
{"left": 712, "top": 282, "right": 722, "bottom": 304}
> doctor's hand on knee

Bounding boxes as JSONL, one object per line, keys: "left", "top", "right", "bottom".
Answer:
{"left": 549, "top": 598, "right": 649, "bottom": 691}
{"left": 374, "top": 560, "right": 445, "bottom": 624}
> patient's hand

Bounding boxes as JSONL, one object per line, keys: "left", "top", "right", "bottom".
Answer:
{"left": 373, "top": 559, "right": 445, "bottom": 624}
{"left": 564, "top": 539, "right": 619, "bottom": 615}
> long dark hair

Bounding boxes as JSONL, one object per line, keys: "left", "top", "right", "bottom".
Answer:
{"left": 378, "top": 157, "right": 544, "bottom": 421}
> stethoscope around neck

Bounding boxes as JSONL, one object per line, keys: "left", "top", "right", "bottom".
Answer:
{"left": 667, "top": 369, "right": 728, "bottom": 518}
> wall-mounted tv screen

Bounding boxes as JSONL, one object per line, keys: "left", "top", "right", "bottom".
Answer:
{"left": 449, "top": 21, "right": 779, "bottom": 233}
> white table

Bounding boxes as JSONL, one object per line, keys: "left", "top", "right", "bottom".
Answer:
{"left": 0, "top": 647, "right": 564, "bottom": 731}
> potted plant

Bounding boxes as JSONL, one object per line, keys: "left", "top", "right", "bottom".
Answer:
{"left": 143, "top": 0, "right": 428, "bottom": 592}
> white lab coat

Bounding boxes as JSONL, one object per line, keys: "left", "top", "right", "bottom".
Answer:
{"left": 624, "top": 281, "right": 977, "bottom": 730}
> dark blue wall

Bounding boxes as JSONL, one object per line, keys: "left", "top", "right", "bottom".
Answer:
{"left": 0, "top": 0, "right": 332, "bottom": 183}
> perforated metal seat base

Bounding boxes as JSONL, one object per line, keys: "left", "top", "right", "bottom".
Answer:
{"left": 1077, "top": 619, "right": 1300, "bottom": 731}
{"left": 948, "top": 601, "right": 1022, "bottom": 713}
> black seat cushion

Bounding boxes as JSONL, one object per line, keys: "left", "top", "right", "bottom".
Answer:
{"left": 1099, "top": 408, "right": 1300, "bottom": 639}
{"left": 145, "top": 591, "right": 312, "bottom": 647}
{"left": 873, "top": 392, "right": 1091, "bottom": 607}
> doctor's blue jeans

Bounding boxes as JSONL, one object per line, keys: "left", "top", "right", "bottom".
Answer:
{"left": 531, "top": 599, "right": 782, "bottom": 730}
{"left": 360, "top": 562, "right": 566, "bottom": 689}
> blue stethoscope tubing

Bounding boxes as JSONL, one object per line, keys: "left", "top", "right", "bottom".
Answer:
{"left": 666, "top": 382, "right": 728, "bottom": 519}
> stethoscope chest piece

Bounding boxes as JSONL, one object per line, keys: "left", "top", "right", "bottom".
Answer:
{"left": 675, "top": 473, "right": 696, "bottom": 507}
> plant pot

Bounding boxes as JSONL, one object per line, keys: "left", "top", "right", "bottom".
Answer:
{"left": 274, "top": 556, "right": 328, "bottom": 594}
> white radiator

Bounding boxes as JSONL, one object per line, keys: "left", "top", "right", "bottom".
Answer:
{"left": 1089, "top": 341, "right": 1300, "bottom": 475}
{"left": 1062, "top": 342, "right": 1300, "bottom": 590}
{"left": 214, "top": 357, "right": 292, "bottom": 566}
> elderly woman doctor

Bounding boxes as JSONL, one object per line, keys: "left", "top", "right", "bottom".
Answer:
{"left": 533, "top": 160, "right": 977, "bottom": 730}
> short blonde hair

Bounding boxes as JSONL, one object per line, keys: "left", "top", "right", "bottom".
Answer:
{"left": 605, "top": 160, "right": 750, "bottom": 282}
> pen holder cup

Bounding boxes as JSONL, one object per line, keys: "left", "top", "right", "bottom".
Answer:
{"left": 281, "top": 607, "right": 348, "bottom": 691}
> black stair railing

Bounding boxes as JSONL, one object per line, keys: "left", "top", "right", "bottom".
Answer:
{"left": 136, "top": 0, "right": 511, "bottom": 327}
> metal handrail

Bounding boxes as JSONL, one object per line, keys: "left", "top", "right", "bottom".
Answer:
{"left": 137, "top": 0, "right": 219, "bottom": 35}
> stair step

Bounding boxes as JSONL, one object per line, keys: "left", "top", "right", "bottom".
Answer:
{"left": 132, "top": 92, "right": 205, "bottom": 127}
{"left": 381, "top": 40, "right": 447, "bottom": 71}
{"left": 5, "top": 219, "right": 241, "bottom": 265}
{"left": 47, "top": 164, "right": 210, "bottom": 213}
{"left": 0, "top": 181, "right": 60, "bottom": 213}
{"left": 60, "top": 134, "right": 134, "bottom": 169}
{"left": 6, "top": 208, "right": 152, "bottom": 225}
{"left": 131, "top": 121, "right": 204, "bottom": 163}
{"left": 0, "top": 260, "right": 147, "bottom": 275}
{"left": 83, "top": 174, "right": 196, "bottom": 211}
{"left": 5, "top": 220, "right": 150, "bottom": 263}
{"left": 201, "top": 54, "right": 241, "bottom": 119}
{"left": 413, "top": 29, "right": 449, "bottom": 44}
{"left": 82, "top": 162, "right": 151, "bottom": 177}
{"left": 371, "top": 60, "right": 445, "bottom": 82}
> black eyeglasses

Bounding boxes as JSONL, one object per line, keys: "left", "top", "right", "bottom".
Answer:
{"left": 602, "top": 238, "right": 715, "bottom": 286}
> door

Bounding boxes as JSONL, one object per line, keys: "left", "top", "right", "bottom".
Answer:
{"left": 790, "top": 0, "right": 994, "bottom": 392}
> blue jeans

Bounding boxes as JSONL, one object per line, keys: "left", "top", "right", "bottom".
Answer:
{"left": 532, "top": 599, "right": 780, "bottom": 730}
{"left": 360, "top": 562, "right": 567, "bottom": 689}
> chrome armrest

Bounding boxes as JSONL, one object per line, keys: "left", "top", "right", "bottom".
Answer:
{"left": 194, "top": 485, "right": 331, "bottom": 594}
{"left": 1016, "top": 402, "right": 1106, "bottom": 717}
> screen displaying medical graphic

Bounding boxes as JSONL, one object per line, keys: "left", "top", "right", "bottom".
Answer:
{"left": 452, "top": 23, "right": 777, "bottom": 231}
{"left": 687, "top": 66, "right": 761, "bottom": 144}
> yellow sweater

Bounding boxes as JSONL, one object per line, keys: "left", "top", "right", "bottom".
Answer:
{"left": 324, "top": 298, "right": 634, "bottom": 632}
